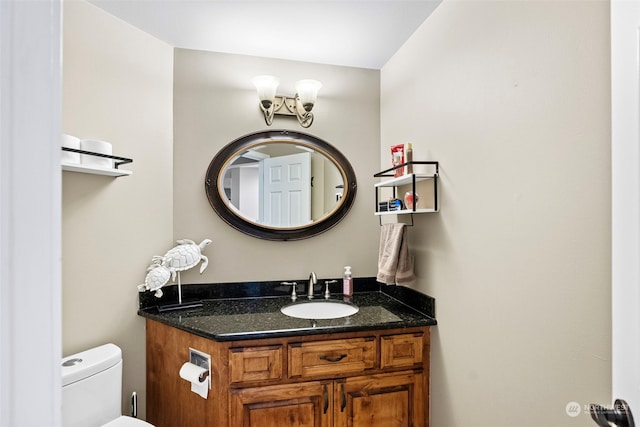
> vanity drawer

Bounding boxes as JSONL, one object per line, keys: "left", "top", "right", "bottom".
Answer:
{"left": 380, "top": 332, "right": 424, "bottom": 369}
{"left": 288, "top": 337, "right": 376, "bottom": 378}
{"left": 229, "top": 345, "right": 283, "bottom": 384}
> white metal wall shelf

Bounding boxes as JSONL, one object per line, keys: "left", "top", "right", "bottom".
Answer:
{"left": 374, "top": 161, "right": 439, "bottom": 219}
{"left": 61, "top": 147, "right": 133, "bottom": 177}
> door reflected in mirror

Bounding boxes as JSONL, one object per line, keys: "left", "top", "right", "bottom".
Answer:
{"left": 222, "top": 143, "right": 344, "bottom": 227}
{"left": 205, "top": 130, "right": 357, "bottom": 241}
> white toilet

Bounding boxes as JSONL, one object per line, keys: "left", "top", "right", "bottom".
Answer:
{"left": 62, "top": 343, "right": 154, "bottom": 427}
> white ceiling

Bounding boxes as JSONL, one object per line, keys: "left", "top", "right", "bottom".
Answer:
{"left": 88, "top": 0, "right": 441, "bottom": 70}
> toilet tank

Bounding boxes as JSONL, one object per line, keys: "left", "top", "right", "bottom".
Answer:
{"left": 62, "top": 343, "right": 123, "bottom": 427}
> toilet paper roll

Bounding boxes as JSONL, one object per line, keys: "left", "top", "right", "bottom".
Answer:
{"left": 80, "top": 139, "right": 113, "bottom": 168}
{"left": 61, "top": 134, "right": 81, "bottom": 164}
{"left": 179, "top": 362, "right": 209, "bottom": 399}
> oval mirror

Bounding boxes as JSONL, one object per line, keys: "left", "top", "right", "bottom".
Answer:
{"left": 205, "top": 130, "right": 357, "bottom": 241}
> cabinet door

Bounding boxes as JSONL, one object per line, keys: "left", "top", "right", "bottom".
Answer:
{"left": 381, "top": 333, "right": 424, "bottom": 369}
{"left": 230, "top": 381, "right": 332, "bottom": 427}
{"left": 229, "top": 345, "right": 283, "bottom": 384}
{"left": 334, "top": 371, "right": 425, "bottom": 427}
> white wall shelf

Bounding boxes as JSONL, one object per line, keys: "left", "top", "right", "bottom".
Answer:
{"left": 374, "top": 173, "right": 436, "bottom": 188}
{"left": 61, "top": 147, "right": 133, "bottom": 177}
{"left": 61, "top": 162, "right": 133, "bottom": 177}
{"left": 375, "top": 208, "right": 437, "bottom": 216}
{"left": 374, "top": 161, "right": 439, "bottom": 218}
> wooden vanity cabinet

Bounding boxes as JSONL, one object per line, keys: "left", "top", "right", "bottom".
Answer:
{"left": 146, "top": 319, "right": 431, "bottom": 427}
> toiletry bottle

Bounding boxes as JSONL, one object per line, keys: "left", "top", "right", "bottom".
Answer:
{"left": 343, "top": 266, "right": 353, "bottom": 296}
{"left": 406, "top": 142, "right": 413, "bottom": 174}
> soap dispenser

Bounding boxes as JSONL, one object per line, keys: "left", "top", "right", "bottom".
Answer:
{"left": 343, "top": 266, "right": 353, "bottom": 297}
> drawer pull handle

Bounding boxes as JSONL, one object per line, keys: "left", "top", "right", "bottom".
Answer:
{"left": 320, "top": 354, "right": 347, "bottom": 363}
{"left": 323, "top": 384, "right": 329, "bottom": 414}
{"left": 340, "top": 383, "right": 346, "bottom": 412}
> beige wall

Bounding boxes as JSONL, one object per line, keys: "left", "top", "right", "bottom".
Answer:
{"left": 173, "top": 48, "right": 381, "bottom": 284}
{"left": 381, "top": 1, "right": 611, "bottom": 426}
{"left": 62, "top": 1, "right": 173, "bottom": 419}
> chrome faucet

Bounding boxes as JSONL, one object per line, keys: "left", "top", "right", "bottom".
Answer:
{"left": 307, "top": 271, "right": 317, "bottom": 299}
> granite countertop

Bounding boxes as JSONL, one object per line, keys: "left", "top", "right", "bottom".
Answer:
{"left": 137, "top": 278, "right": 437, "bottom": 342}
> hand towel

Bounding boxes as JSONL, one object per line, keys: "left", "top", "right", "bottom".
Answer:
{"left": 376, "top": 223, "right": 415, "bottom": 285}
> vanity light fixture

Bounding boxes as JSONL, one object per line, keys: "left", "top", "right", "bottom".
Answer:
{"left": 251, "top": 75, "right": 322, "bottom": 128}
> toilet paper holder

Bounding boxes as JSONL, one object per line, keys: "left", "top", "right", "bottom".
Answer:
{"left": 189, "top": 348, "right": 211, "bottom": 386}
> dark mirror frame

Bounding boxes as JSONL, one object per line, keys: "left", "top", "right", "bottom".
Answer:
{"left": 205, "top": 129, "right": 357, "bottom": 241}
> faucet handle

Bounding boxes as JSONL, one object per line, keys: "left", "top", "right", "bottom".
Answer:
{"left": 281, "top": 281, "right": 298, "bottom": 300}
{"left": 324, "top": 280, "right": 338, "bottom": 299}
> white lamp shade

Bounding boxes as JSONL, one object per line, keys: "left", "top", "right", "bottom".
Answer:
{"left": 295, "top": 79, "right": 322, "bottom": 110}
{"left": 252, "top": 75, "right": 279, "bottom": 104}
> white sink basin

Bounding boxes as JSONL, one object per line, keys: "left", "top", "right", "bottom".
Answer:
{"left": 280, "top": 300, "right": 359, "bottom": 320}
